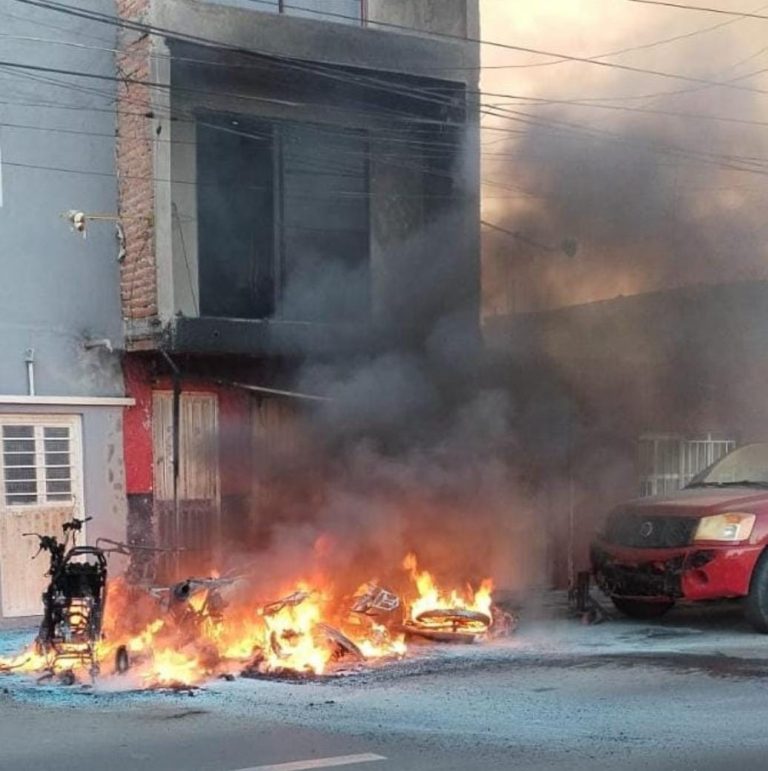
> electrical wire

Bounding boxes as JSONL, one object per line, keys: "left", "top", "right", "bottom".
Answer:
{"left": 14, "top": 0, "right": 768, "bottom": 101}
{"left": 7, "top": 67, "right": 764, "bottom": 181}
{"left": 626, "top": 0, "right": 768, "bottom": 20}
{"left": 482, "top": 93, "right": 768, "bottom": 131}
{"left": 0, "top": 67, "right": 488, "bottom": 192}
{"left": 7, "top": 24, "right": 768, "bottom": 128}
{"left": 5, "top": 0, "right": 768, "bottom": 155}
{"left": 4, "top": 8, "right": 751, "bottom": 205}
{"left": 5, "top": 39, "right": 768, "bottom": 176}
{"left": 4, "top": 1, "right": 768, "bottom": 189}
{"left": 2, "top": 1, "right": 765, "bottom": 133}
{"left": 247, "top": 0, "right": 768, "bottom": 72}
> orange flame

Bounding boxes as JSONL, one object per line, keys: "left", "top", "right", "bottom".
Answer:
{"left": 1, "top": 550, "right": 496, "bottom": 687}
{"left": 402, "top": 552, "right": 493, "bottom": 624}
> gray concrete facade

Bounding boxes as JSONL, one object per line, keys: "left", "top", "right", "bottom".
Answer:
{"left": 0, "top": 0, "right": 125, "bottom": 397}
{"left": 0, "top": 0, "right": 129, "bottom": 616}
{"left": 0, "top": 403, "right": 128, "bottom": 620}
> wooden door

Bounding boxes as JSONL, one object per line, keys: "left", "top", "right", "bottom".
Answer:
{"left": 153, "top": 392, "right": 219, "bottom": 578}
{"left": 0, "top": 415, "right": 84, "bottom": 617}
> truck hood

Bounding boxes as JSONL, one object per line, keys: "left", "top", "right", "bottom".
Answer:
{"left": 622, "top": 487, "right": 768, "bottom": 517}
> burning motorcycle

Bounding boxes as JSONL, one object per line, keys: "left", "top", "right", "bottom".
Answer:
{"left": 23, "top": 517, "right": 107, "bottom": 683}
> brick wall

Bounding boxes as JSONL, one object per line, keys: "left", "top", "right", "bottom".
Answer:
{"left": 116, "top": 0, "right": 157, "bottom": 330}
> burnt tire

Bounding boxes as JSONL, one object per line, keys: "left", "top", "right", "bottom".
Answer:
{"left": 611, "top": 597, "right": 674, "bottom": 619}
{"left": 59, "top": 669, "right": 76, "bottom": 686}
{"left": 744, "top": 549, "right": 768, "bottom": 632}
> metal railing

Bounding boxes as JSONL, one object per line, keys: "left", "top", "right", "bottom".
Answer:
{"left": 639, "top": 433, "right": 736, "bottom": 497}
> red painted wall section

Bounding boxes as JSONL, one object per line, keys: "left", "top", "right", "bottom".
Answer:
{"left": 123, "top": 356, "right": 155, "bottom": 494}
{"left": 122, "top": 355, "right": 254, "bottom": 497}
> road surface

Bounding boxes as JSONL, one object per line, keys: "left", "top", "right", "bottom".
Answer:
{"left": 1, "top": 599, "right": 768, "bottom": 770}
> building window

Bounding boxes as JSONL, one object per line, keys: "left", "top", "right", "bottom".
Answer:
{"left": 639, "top": 433, "right": 737, "bottom": 497}
{"left": 1, "top": 421, "right": 77, "bottom": 506}
{"left": 197, "top": 115, "right": 370, "bottom": 322}
{"left": 206, "top": 0, "right": 365, "bottom": 26}
{"left": 280, "top": 0, "right": 365, "bottom": 25}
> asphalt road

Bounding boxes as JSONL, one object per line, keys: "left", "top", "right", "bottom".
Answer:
{"left": 2, "top": 600, "right": 768, "bottom": 770}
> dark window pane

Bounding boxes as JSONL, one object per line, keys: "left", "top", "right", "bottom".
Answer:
{"left": 45, "top": 452, "right": 70, "bottom": 467}
{"left": 46, "top": 480, "right": 71, "bottom": 495}
{"left": 197, "top": 117, "right": 275, "bottom": 319}
{"left": 3, "top": 423, "right": 38, "bottom": 503}
{"left": 4, "top": 452, "right": 35, "bottom": 466}
{"left": 43, "top": 427, "right": 69, "bottom": 439}
{"left": 3, "top": 440, "right": 35, "bottom": 454}
{"left": 44, "top": 439, "right": 69, "bottom": 453}
{"left": 4, "top": 467, "right": 37, "bottom": 482}
{"left": 3, "top": 426, "right": 33, "bottom": 439}
{"left": 196, "top": 115, "right": 370, "bottom": 323}
{"left": 284, "top": 0, "right": 362, "bottom": 24}
{"left": 6, "top": 494, "right": 36, "bottom": 505}
{"left": 205, "top": 0, "right": 279, "bottom": 10}
{"left": 46, "top": 467, "right": 70, "bottom": 481}
{"left": 5, "top": 481, "right": 37, "bottom": 503}
{"left": 281, "top": 123, "right": 370, "bottom": 322}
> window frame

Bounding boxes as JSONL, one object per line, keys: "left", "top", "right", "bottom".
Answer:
{"left": 195, "top": 113, "right": 372, "bottom": 322}
{"left": 277, "top": 0, "right": 367, "bottom": 24}
{"left": 0, "top": 414, "right": 83, "bottom": 509}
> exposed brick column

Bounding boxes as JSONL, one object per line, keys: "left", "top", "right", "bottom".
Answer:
{"left": 116, "top": 0, "right": 159, "bottom": 579}
{"left": 115, "top": 0, "right": 158, "bottom": 332}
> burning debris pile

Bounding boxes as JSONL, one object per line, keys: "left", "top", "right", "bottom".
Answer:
{"left": 0, "top": 522, "right": 515, "bottom": 690}
{"left": 402, "top": 553, "right": 495, "bottom": 643}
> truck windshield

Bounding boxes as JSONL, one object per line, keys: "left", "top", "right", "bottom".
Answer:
{"left": 689, "top": 443, "right": 768, "bottom": 487}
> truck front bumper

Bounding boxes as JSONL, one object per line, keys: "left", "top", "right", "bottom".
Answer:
{"left": 591, "top": 540, "right": 764, "bottom": 601}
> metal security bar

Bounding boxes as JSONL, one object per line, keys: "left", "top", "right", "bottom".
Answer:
{"left": 639, "top": 433, "right": 737, "bottom": 497}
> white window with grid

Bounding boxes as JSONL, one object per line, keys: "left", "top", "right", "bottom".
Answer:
{"left": 639, "top": 433, "right": 737, "bottom": 497}
{"left": 0, "top": 415, "right": 82, "bottom": 507}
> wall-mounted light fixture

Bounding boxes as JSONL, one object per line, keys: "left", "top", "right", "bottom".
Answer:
{"left": 61, "top": 211, "right": 126, "bottom": 261}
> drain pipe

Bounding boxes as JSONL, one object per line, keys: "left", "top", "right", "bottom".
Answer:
{"left": 24, "top": 348, "right": 35, "bottom": 396}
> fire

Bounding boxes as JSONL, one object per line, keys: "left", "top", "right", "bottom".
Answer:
{"left": 0, "top": 550, "right": 498, "bottom": 688}
{"left": 142, "top": 648, "right": 204, "bottom": 688}
{"left": 95, "top": 575, "right": 405, "bottom": 685}
{"left": 260, "top": 585, "right": 330, "bottom": 675}
{"left": 355, "top": 622, "right": 407, "bottom": 659}
{"left": 0, "top": 648, "right": 48, "bottom": 675}
{"left": 402, "top": 553, "right": 494, "bottom": 636}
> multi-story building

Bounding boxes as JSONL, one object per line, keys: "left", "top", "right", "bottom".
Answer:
{"left": 0, "top": 0, "right": 481, "bottom": 616}
{"left": 0, "top": 0, "right": 128, "bottom": 619}
{"left": 114, "top": 1, "right": 481, "bottom": 579}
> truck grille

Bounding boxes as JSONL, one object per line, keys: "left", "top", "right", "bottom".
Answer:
{"left": 605, "top": 513, "right": 697, "bottom": 548}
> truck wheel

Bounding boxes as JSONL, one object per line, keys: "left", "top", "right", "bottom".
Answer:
{"left": 611, "top": 597, "right": 674, "bottom": 619}
{"left": 744, "top": 549, "right": 768, "bottom": 632}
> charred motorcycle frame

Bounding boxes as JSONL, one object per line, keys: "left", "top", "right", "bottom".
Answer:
{"left": 24, "top": 517, "right": 107, "bottom": 683}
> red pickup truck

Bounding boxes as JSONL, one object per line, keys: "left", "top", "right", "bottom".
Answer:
{"left": 591, "top": 443, "right": 768, "bottom": 631}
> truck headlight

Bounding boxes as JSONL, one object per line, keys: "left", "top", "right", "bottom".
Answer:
{"left": 693, "top": 513, "right": 755, "bottom": 543}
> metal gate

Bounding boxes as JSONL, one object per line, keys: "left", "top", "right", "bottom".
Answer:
{"left": 639, "top": 433, "right": 736, "bottom": 496}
